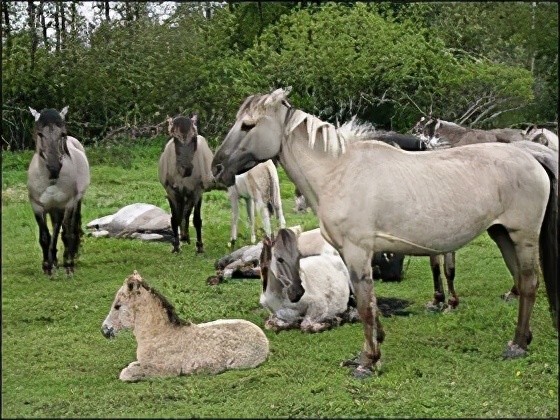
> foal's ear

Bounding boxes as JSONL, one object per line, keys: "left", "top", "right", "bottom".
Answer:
{"left": 29, "top": 107, "right": 41, "bottom": 122}
{"left": 60, "top": 106, "right": 69, "bottom": 120}
{"left": 190, "top": 113, "right": 198, "bottom": 128}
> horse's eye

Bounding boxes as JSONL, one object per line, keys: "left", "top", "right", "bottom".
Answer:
{"left": 240, "top": 122, "right": 255, "bottom": 131}
{"left": 39, "top": 150, "right": 47, "bottom": 160}
{"left": 277, "top": 257, "right": 285, "bottom": 264}
{"left": 114, "top": 304, "right": 121, "bottom": 310}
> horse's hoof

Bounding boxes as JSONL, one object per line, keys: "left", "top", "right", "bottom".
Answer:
{"left": 501, "top": 291, "right": 519, "bottom": 302}
{"left": 352, "top": 365, "right": 374, "bottom": 379}
{"left": 426, "top": 301, "right": 447, "bottom": 312}
{"left": 206, "top": 276, "right": 221, "bottom": 286}
{"left": 340, "top": 357, "right": 360, "bottom": 368}
{"left": 447, "top": 298, "right": 459, "bottom": 310}
{"left": 502, "top": 341, "right": 528, "bottom": 359}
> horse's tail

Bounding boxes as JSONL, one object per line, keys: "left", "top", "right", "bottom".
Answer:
{"left": 540, "top": 159, "right": 558, "bottom": 330}
{"left": 514, "top": 142, "right": 558, "bottom": 329}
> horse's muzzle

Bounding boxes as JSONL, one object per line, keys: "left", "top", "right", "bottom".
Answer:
{"left": 101, "top": 325, "right": 115, "bottom": 339}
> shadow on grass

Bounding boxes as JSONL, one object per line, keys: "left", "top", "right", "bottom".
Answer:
{"left": 377, "top": 296, "right": 413, "bottom": 317}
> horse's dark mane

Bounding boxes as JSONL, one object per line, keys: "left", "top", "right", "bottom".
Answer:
{"left": 139, "top": 281, "right": 190, "bottom": 326}
{"left": 38, "top": 109, "right": 65, "bottom": 127}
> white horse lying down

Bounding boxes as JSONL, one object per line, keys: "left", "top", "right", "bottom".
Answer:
{"left": 259, "top": 228, "right": 357, "bottom": 332}
{"left": 228, "top": 159, "right": 286, "bottom": 247}
{"left": 102, "top": 271, "right": 269, "bottom": 382}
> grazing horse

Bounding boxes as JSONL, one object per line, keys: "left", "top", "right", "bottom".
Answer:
{"left": 228, "top": 159, "right": 286, "bottom": 248}
{"left": 158, "top": 115, "right": 215, "bottom": 253}
{"left": 27, "top": 107, "right": 90, "bottom": 275}
{"left": 212, "top": 88, "right": 558, "bottom": 377}
{"left": 259, "top": 229, "right": 357, "bottom": 332}
{"left": 102, "top": 270, "right": 269, "bottom": 381}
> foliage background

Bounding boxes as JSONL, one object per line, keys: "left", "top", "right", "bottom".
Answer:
{"left": 2, "top": 1, "right": 558, "bottom": 150}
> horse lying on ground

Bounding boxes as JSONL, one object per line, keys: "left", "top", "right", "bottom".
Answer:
{"left": 525, "top": 125, "right": 558, "bottom": 152}
{"left": 158, "top": 114, "right": 216, "bottom": 253}
{"left": 260, "top": 228, "right": 358, "bottom": 332}
{"left": 87, "top": 203, "right": 172, "bottom": 241}
{"left": 212, "top": 87, "right": 558, "bottom": 378}
{"left": 27, "top": 106, "right": 90, "bottom": 275}
{"left": 101, "top": 270, "right": 269, "bottom": 382}
{"left": 228, "top": 159, "right": 286, "bottom": 248}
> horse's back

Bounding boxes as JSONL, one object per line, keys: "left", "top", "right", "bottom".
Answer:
{"left": 320, "top": 141, "right": 551, "bottom": 253}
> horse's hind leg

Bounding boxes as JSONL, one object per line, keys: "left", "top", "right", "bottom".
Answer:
{"left": 487, "top": 225, "right": 519, "bottom": 301}
{"left": 341, "top": 242, "right": 381, "bottom": 377}
{"left": 193, "top": 198, "right": 204, "bottom": 253}
{"left": 181, "top": 203, "right": 192, "bottom": 244}
{"left": 427, "top": 254, "right": 446, "bottom": 310}
{"left": 246, "top": 198, "right": 256, "bottom": 243}
{"left": 34, "top": 211, "right": 53, "bottom": 275}
{"left": 444, "top": 252, "right": 459, "bottom": 308}
{"left": 49, "top": 209, "right": 65, "bottom": 269}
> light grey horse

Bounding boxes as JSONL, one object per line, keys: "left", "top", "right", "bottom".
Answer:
{"left": 158, "top": 114, "right": 215, "bottom": 253}
{"left": 27, "top": 107, "right": 90, "bottom": 275}
{"left": 259, "top": 228, "right": 357, "bottom": 332}
{"left": 227, "top": 159, "right": 286, "bottom": 248}
{"left": 524, "top": 125, "right": 558, "bottom": 152}
{"left": 211, "top": 88, "right": 558, "bottom": 378}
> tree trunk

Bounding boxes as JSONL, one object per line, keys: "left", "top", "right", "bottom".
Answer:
{"left": 54, "top": 1, "right": 61, "bottom": 52}
{"left": 27, "top": 0, "right": 38, "bottom": 70}
{"left": 104, "top": 1, "right": 110, "bottom": 21}
{"left": 2, "top": 1, "right": 12, "bottom": 55}
{"left": 60, "top": 1, "right": 66, "bottom": 49}
{"left": 39, "top": 1, "right": 49, "bottom": 49}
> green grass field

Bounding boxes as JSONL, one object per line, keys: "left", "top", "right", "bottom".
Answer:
{"left": 2, "top": 140, "right": 558, "bottom": 418}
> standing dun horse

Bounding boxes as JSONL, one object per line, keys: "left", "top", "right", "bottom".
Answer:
{"left": 27, "top": 107, "right": 90, "bottom": 275}
{"left": 102, "top": 270, "right": 269, "bottom": 381}
{"left": 228, "top": 159, "right": 286, "bottom": 248}
{"left": 212, "top": 88, "right": 558, "bottom": 378}
{"left": 158, "top": 114, "right": 215, "bottom": 253}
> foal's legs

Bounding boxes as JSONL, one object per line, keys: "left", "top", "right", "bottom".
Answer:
{"left": 245, "top": 198, "right": 256, "bottom": 244}
{"left": 192, "top": 197, "right": 204, "bottom": 253}
{"left": 34, "top": 211, "right": 53, "bottom": 275}
{"left": 341, "top": 241, "right": 381, "bottom": 377}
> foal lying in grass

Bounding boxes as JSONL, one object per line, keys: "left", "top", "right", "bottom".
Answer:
{"left": 102, "top": 271, "right": 269, "bottom": 381}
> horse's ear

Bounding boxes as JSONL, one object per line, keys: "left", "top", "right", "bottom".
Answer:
{"left": 29, "top": 107, "right": 41, "bottom": 122}
{"left": 60, "top": 106, "right": 69, "bottom": 120}
{"left": 284, "top": 86, "right": 292, "bottom": 96}
{"left": 190, "top": 113, "right": 198, "bottom": 128}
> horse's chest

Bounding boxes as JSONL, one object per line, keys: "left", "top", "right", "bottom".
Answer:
{"left": 39, "top": 184, "right": 71, "bottom": 208}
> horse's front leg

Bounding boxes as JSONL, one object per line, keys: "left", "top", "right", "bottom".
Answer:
{"left": 61, "top": 204, "right": 81, "bottom": 275}
{"left": 341, "top": 242, "right": 380, "bottom": 378}
{"left": 444, "top": 252, "right": 459, "bottom": 308}
{"left": 167, "top": 194, "right": 183, "bottom": 253}
{"left": 258, "top": 200, "right": 272, "bottom": 238}
{"left": 119, "top": 361, "right": 155, "bottom": 382}
{"left": 182, "top": 202, "right": 192, "bottom": 245}
{"left": 192, "top": 197, "right": 204, "bottom": 253}
{"left": 33, "top": 211, "right": 52, "bottom": 275}
{"left": 228, "top": 191, "right": 239, "bottom": 248}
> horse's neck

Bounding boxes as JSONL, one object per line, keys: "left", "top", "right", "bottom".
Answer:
{"left": 132, "top": 293, "right": 175, "bottom": 341}
{"left": 437, "top": 122, "right": 467, "bottom": 143}
{"left": 279, "top": 125, "right": 336, "bottom": 213}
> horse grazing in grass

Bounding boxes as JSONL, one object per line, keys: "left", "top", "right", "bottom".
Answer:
{"left": 158, "top": 114, "right": 215, "bottom": 253}
{"left": 259, "top": 228, "right": 357, "bottom": 332}
{"left": 212, "top": 87, "right": 558, "bottom": 377}
{"left": 27, "top": 106, "right": 90, "bottom": 275}
{"left": 228, "top": 159, "right": 286, "bottom": 248}
{"left": 101, "top": 270, "right": 269, "bottom": 382}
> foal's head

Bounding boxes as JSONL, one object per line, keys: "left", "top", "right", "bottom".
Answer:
{"left": 170, "top": 114, "right": 198, "bottom": 177}
{"left": 29, "top": 106, "right": 70, "bottom": 180}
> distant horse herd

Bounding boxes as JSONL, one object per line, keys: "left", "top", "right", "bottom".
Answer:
{"left": 26, "top": 89, "right": 558, "bottom": 380}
